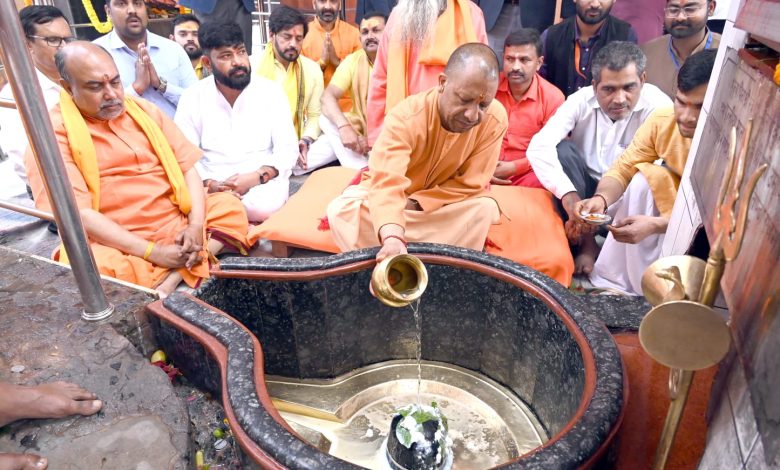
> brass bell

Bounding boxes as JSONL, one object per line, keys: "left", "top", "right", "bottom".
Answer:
{"left": 371, "top": 254, "right": 429, "bottom": 307}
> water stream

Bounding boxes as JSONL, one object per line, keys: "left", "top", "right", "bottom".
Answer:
{"left": 410, "top": 299, "right": 422, "bottom": 404}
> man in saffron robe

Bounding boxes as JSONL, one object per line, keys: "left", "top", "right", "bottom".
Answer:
{"left": 25, "top": 42, "right": 249, "bottom": 297}
{"left": 365, "top": 0, "right": 489, "bottom": 145}
{"left": 327, "top": 43, "right": 506, "bottom": 261}
{"left": 301, "top": 0, "right": 361, "bottom": 107}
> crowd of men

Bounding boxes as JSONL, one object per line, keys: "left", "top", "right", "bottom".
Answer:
{"left": 0, "top": 0, "right": 720, "bottom": 298}
{"left": 0, "top": 1, "right": 723, "bottom": 466}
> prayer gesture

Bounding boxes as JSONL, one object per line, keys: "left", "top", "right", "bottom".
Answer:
{"left": 320, "top": 33, "right": 340, "bottom": 67}
{"left": 491, "top": 161, "right": 515, "bottom": 185}
{"left": 607, "top": 215, "right": 667, "bottom": 244}
{"left": 132, "top": 43, "right": 160, "bottom": 95}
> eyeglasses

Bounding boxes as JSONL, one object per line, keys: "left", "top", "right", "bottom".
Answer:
{"left": 664, "top": 5, "right": 706, "bottom": 18}
{"left": 27, "top": 35, "right": 76, "bottom": 47}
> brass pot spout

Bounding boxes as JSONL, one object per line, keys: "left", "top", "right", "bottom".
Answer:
{"left": 371, "top": 254, "right": 429, "bottom": 307}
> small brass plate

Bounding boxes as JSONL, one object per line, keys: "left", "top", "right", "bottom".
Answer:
{"left": 641, "top": 256, "right": 707, "bottom": 306}
{"left": 639, "top": 300, "right": 731, "bottom": 370}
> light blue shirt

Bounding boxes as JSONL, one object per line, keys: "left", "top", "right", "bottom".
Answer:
{"left": 94, "top": 30, "right": 197, "bottom": 117}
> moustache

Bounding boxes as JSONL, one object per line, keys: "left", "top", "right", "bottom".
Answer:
{"left": 508, "top": 71, "right": 525, "bottom": 78}
{"left": 100, "top": 100, "right": 122, "bottom": 110}
{"left": 365, "top": 39, "right": 378, "bottom": 45}
{"left": 320, "top": 9, "right": 335, "bottom": 15}
{"left": 284, "top": 47, "right": 298, "bottom": 54}
{"left": 126, "top": 14, "right": 141, "bottom": 22}
{"left": 229, "top": 66, "right": 249, "bottom": 76}
{"left": 671, "top": 21, "right": 691, "bottom": 27}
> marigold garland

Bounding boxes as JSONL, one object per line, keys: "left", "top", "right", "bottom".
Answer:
{"left": 82, "top": 0, "right": 113, "bottom": 34}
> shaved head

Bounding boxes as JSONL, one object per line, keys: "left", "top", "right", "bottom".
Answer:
{"left": 437, "top": 43, "right": 500, "bottom": 133}
{"left": 443, "top": 43, "right": 500, "bottom": 82}
{"left": 55, "top": 41, "right": 114, "bottom": 85}
{"left": 55, "top": 41, "right": 125, "bottom": 121}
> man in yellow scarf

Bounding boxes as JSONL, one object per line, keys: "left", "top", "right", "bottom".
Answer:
{"left": 365, "top": 0, "right": 489, "bottom": 146}
{"left": 24, "top": 42, "right": 249, "bottom": 297}
{"left": 256, "top": 6, "right": 324, "bottom": 174}
{"left": 302, "top": 12, "right": 387, "bottom": 175}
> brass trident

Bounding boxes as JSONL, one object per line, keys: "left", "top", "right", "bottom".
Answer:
{"left": 651, "top": 120, "right": 768, "bottom": 470}
{"left": 699, "top": 119, "right": 769, "bottom": 306}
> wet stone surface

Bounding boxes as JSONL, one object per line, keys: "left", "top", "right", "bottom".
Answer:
{"left": 0, "top": 247, "right": 190, "bottom": 469}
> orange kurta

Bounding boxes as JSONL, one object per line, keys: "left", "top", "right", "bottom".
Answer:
{"left": 327, "top": 87, "right": 508, "bottom": 249}
{"left": 302, "top": 18, "right": 361, "bottom": 110}
{"left": 25, "top": 98, "right": 249, "bottom": 289}
{"left": 366, "top": 0, "right": 488, "bottom": 145}
{"left": 495, "top": 73, "right": 564, "bottom": 188}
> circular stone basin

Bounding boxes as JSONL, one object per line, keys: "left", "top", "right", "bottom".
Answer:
{"left": 149, "top": 244, "right": 625, "bottom": 469}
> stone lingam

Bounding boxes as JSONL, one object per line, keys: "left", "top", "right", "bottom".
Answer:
{"left": 146, "top": 244, "right": 625, "bottom": 469}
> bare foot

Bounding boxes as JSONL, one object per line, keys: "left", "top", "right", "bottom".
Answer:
{"left": 155, "top": 271, "right": 183, "bottom": 299}
{"left": 0, "top": 453, "right": 47, "bottom": 470}
{"left": 574, "top": 235, "right": 599, "bottom": 275}
{"left": 0, "top": 382, "right": 102, "bottom": 428}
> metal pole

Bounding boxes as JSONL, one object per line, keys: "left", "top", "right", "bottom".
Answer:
{"left": 0, "top": 0, "right": 113, "bottom": 321}
{"left": 0, "top": 200, "right": 54, "bottom": 221}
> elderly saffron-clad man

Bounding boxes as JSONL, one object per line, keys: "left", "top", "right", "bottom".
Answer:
{"left": 175, "top": 21, "right": 299, "bottom": 222}
{"left": 365, "top": 0, "right": 489, "bottom": 145}
{"left": 25, "top": 42, "right": 249, "bottom": 298}
{"left": 327, "top": 43, "right": 507, "bottom": 261}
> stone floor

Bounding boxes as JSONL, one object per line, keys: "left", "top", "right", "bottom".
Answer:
{"left": 0, "top": 248, "right": 190, "bottom": 469}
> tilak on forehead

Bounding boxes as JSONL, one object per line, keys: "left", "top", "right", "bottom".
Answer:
{"left": 362, "top": 18, "right": 383, "bottom": 29}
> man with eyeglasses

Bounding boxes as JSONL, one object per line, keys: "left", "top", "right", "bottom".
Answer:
{"left": 641, "top": 0, "right": 719, "bottom": 98}
{"left": 0, "top": 5, "right": 74, "bottom": 199}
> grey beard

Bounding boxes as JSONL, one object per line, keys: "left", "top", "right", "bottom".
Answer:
{"left": 394, "top": 0, "right": 447, "bottom": 44}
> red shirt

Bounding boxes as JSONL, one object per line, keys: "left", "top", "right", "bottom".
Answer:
{"left": 495, "top": 73, "right": 564, "bottom": 188}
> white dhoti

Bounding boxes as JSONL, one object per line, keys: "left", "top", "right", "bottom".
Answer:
{"left": 326, "top": 185, "right": 500, "bottom": 251}
{"left": 241, "top": 177, "right": 290, "bottom": 222}
{"left": 590, "top": 172, "right": 664, "bottom": 296}
{"left": 294, "top": 115, "right": 369, "bottom": 176}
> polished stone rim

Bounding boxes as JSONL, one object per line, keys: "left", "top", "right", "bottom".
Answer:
{"left": 150, "top": 243, "right": 624, "bottom": 469}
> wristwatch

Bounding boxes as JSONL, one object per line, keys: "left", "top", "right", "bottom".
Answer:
{"left": 154, "top": 77, "right": 168, "bottom": 94}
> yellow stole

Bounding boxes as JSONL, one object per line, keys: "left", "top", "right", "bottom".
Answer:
{"left": 346, "top": 49, "right": 371, "bottom": 136}
{"left": 257, "top": 45, "right": 306, "bottom": 138}
{"left": 57, "top": 90, "right": 192, "bottom": 262}
{"left": 385, "top": 0, "right": 476, "bottom": 113}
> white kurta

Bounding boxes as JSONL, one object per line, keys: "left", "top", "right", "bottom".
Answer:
{"left": 175, "top": 75, "right": 299, "bottom": 222}
{"left": 0, "top": 69, "right": 61, "bottom": 197}
{"left": 590, "top": 172, "right": 663, "bottom": 296}
{"left": 297, "top": 114, "right": 369, "bottom": 175}
{"left": 526, "top": 83, "right": 671, "bottom": 199}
